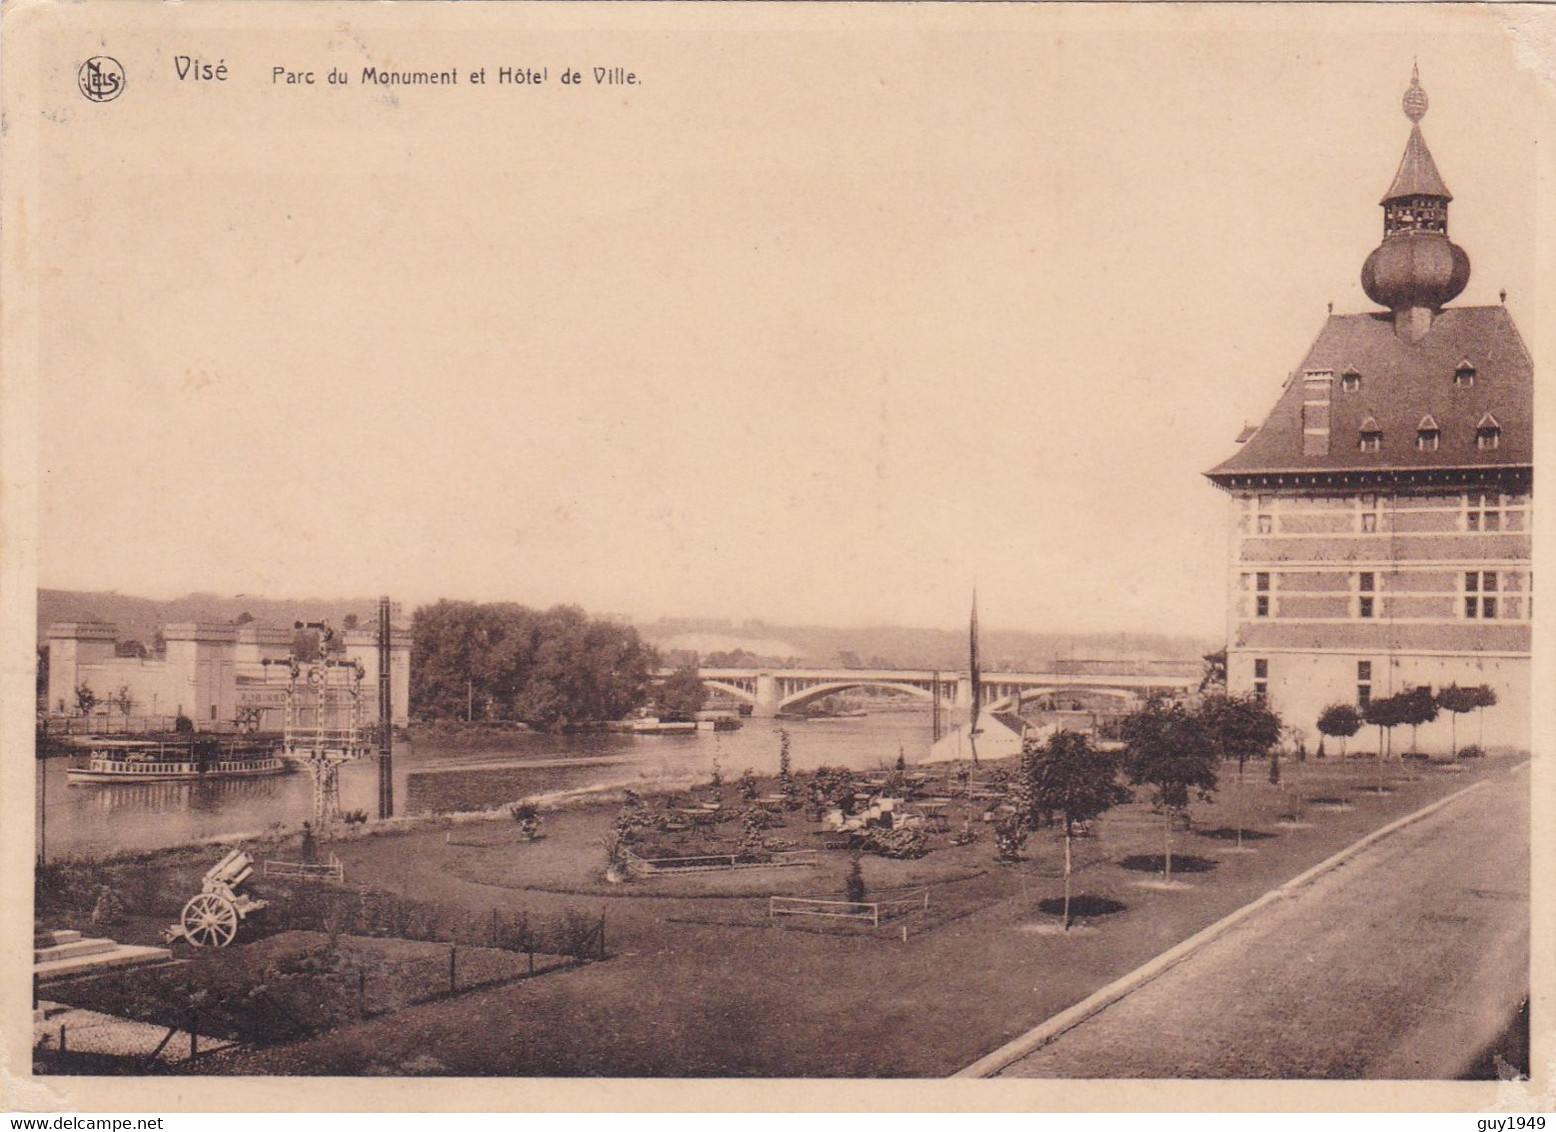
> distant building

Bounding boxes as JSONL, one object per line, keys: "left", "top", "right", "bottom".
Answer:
{"left": 46, "top": 620, "right": 411, "bottom": 730}
{"left": 1205, "top": 69, "right": 1530, "bottom": 755}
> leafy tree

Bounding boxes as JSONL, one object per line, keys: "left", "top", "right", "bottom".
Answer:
{"left": 36, "top": 646, "right": 48, "bottom": 705}
{"left": 74, "top": 683, "right": 97, "bottom": 720}
{"left": 1397, "top": 685, "right": 1439, "bottom": 755}
{"left": 342, "top": 613, "right": 359, "bottom": 630}
{"left": 1021, "top": 731, "right": 1131, "bottom": 929}
{"left": 1435, "top": 684, "right": 1480, "bottom": 758}
{"left": 653, "top": 663, "right": 709, "bottom": 721}
{"left": 1362, "top": 692, "right": 1412, "bottom": 792}
{"left": 234, "top": 611, "right": 255, "bottom": 626}
{"left": 1363, "top": 692, "right": 1408, "bottom": 759}
{"left": 1198, "top": 693, "right": 1282, "bottom": 849}
{"left": 1120, "top": 699, "right": 1216, "bottom": 882}
{"left": 1316, "top": 702, "right": 1363, "bottom": 758}
{"left": 410, "top": 600, "right": 654, "bottom": 729}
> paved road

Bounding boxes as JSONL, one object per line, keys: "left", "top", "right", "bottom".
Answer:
{"left": 996, "top": 764, "right": 1529, "bottom": 1079}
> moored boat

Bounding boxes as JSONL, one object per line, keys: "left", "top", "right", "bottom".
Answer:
{"left": 66, "top": 738, "right": 292, "bottom": 784}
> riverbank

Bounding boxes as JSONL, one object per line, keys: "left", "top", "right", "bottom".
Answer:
{"left": 36, "top": 750, "right": 1523, "bottom": 1077}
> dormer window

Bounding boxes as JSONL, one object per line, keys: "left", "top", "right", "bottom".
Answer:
{"left": 1416, "top": 415, "right": 1440, "bottom": 451}
{"left": 1453, "top": 360, "right": 1476, "bottom": 387}
{"left": 1476, "top": 412, "right": 1502, "bottom": 451}
{"left": 1340, "top": 368, "right": 1361, "bottom": 393}
{"left": 1359, "top": 417, "right": 1382, "bottom": 453}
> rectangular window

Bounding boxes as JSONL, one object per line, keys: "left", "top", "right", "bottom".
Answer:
{"left": 1359, "top": 572, "right": 1374, "bottom": 591}
{"left": 1257, "top": 515, "right": 1272, "bottom": 534}
{"left": 1254, "top": 659, "right": 1268, "bottom": 679}
{"left": 1357, "top": 661, "right": 1371, "bottom": 681}
{"left": 1357, "top": 661, "right": 1372, "bottom": 708}
{"left": 1465, "top": 571, "right": 1499, "bottom": 619}
{"left": 1358, "top": 685, "right": 1371, "bottom": 707}
{"left": 1416, "top": 431, "right": 1439, "bottom": 451}
{"left": 1256, "top": 572, "right": 1270, "bottom": 591}
{"left": 1361, "top": 512, "right": 1377, "bottom": 533}
{"left": 1467, "top": 492, "right": 1502, "bottom": 532}
{"left": 1359, "top": 596, "right": 1374, "bottom": 619}
{"left": 1256, "top": 595, "right": 1270, "bottom": 618}
{"left": 1359, "top": 433, "right": 1382, "bottom": 453}
{"left": 1254, "top": 683, "right": 1268, "bottom": 701}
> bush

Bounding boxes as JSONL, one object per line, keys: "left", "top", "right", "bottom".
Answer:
{"left": 1457, "top": 744, "right": 1485, "bottom": 760}
{"left": 993, "top": 815, "right": 1027, "bottom": 862}
{"left": 174, "top": 714, "right": 195, "bottom": 734}
{"left": 858, "top": 826, "right": 928, "bottom": 860}
{"left": 737, "top": 768, "right": 759, "bottom": 801}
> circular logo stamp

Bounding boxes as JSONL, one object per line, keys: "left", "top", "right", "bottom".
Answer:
{"left": 78, "top": 56, "right": 126, "bottom": 103}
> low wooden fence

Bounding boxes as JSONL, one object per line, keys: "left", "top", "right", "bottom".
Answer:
{"left": 622, "top": 847, "right": 818, "bottom": 877}
{"left": 769, "top": 888, "right": 929, "bottom": 928}
{"left": 262, "top": 856, "right": 344, "bottom": 883}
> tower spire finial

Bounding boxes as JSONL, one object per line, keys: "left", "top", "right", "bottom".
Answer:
{"left": 1403, "top": 62, "right": 1428, "bottom": 122}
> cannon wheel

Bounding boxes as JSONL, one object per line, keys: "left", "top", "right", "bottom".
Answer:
{"left": 181, "top": 892, "right": 239, "bottom": 947}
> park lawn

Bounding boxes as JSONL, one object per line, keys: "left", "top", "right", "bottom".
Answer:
{"left": 154, "top": 750, "right": 1516, "bottom": 1077}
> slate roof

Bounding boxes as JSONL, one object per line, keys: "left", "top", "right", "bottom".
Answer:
{"left": 1206, "top": 305, "right": 1531, "bottom": 480}
{"left": 1383, "top": 126, "right": 1452, "bottom": 203}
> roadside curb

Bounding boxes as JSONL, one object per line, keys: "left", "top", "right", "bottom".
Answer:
{"left": 953, "top": 772, "right": 1500, "bottom": 1078}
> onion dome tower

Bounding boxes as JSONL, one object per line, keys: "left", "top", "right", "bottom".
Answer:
{"left": 1360, "top": 65, "right": 1471, "bottom": 342}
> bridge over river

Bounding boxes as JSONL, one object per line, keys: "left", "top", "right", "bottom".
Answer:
{"left": 658, "top": 661, "right": 1203, "bottom": 718}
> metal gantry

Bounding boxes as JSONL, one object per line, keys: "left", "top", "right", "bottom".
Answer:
{"left": 283, "top": 621, "right": 371, "bottom": 826}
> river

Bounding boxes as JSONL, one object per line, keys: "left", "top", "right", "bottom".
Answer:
{"left": 36, "top": 709, "right": 941, "bottom": 861}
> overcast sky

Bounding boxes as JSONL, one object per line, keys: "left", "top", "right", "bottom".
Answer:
{"left": 32, "top": 6, "right": 1539, "bottom": 637}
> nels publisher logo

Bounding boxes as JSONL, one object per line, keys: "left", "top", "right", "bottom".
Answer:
{"left": 78, "top": 56, "right": 125, "bottom": 103}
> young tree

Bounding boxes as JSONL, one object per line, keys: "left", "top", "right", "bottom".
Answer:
{"left": 1316, "top": 703, "right": 1363, "bottom": 759}
{"left": 1362, "top": 692, "right": 1410, "bottom": 792}
{"left": 1023, "top": 730, "right": 1132, "bottom": 929}
{"left": 1198, "top": 693, "right": 1282, "bottom": 849}
{"left": 1120, "top": 699, "right": 1217, "bottom": 883}
{"left": 74, "top": 683, "right": 97, "bottom": 721}
{"left": 112, "top": 686, "right": 134, "bottom": 733}
{"left": 1397, "top": 685, "right": 1439, "bottom": 756}
{"left": 778, "top": 729, "right": 801, "bottom": 808}
{"left": 653, "top": 663, "right": 709, "bottom": 721}
{"left": 1435, "top": 684, "right": 1479, "bottom": 758}
{"left": 1363, "top": 692, "right": 1408, "bottom": 759}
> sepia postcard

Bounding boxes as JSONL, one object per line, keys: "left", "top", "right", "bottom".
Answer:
{"left": 2, "top": 0, "right": 1553, "bottom": 1114}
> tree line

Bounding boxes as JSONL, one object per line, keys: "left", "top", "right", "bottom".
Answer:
{"left": 997, "top": 692, "right": 1283, "bottom": 926}
{"left": 1315, "top": 683, "right": 1496, "bottom": 759}
{"left": 410, "top": 601, "right": 657, "bottom": 729}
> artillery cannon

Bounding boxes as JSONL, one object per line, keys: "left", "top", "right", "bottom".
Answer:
{"left": 163, "top": 849, "right": 268, "bottom": 948}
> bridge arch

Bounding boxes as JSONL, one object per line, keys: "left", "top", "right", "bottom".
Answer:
{"left": 700, "top": 679, "right": 758, "bottom": 706}
{"left": 777, "top": 680, "right": 935, "bottom": 714}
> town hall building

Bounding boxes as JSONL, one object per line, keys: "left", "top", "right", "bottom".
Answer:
{"left": 1205, "top": 69, "right": 1531, "bottom": 755}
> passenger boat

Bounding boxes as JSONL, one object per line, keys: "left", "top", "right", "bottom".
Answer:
{"left": 66, "top": 738, "right": 292, "bottom": 784}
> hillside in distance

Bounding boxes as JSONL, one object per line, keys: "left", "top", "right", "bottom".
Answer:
{"left": 37, "top": 590, "right": 1217, "bottom": 671}
{"left": 36, "top": 590, "right": 387, "bottom": 649}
